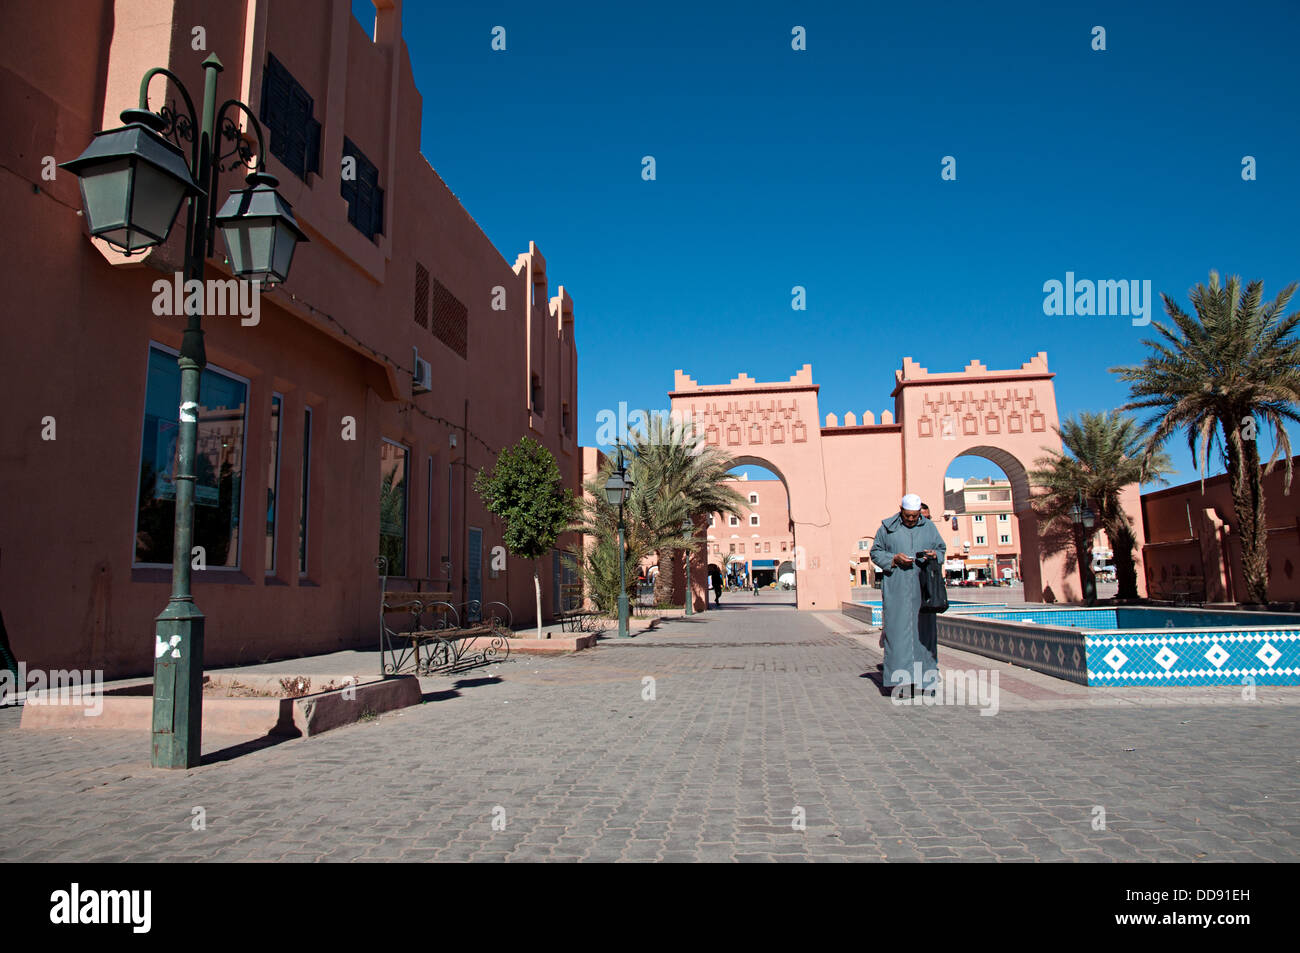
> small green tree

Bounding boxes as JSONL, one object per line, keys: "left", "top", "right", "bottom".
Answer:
{"left": 474, "top": 437, "right": 578, "bottom": 638}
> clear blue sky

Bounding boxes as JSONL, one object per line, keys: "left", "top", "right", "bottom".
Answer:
{"left": 358, "top": 0, "right": 1299, "bottom": 488}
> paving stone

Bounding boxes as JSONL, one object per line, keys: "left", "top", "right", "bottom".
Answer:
{"left": 2, "top": 602, "right": 1297, "bottom": 864}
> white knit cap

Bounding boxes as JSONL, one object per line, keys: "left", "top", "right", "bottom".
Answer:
{"left": 900, "top": 494, "right": 922, "bottom": 511}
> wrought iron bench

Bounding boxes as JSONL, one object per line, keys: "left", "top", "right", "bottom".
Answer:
{"left": 555, "top": 582, "right": 601, "bottom": 632}
{"left": 377, "top": 558, "right": 511, "bottom": 675}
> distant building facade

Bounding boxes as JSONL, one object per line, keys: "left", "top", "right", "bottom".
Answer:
{"left": 705, "top": 476, "right": 794, "bottom": 587}
{"left": 943, "top": 476, "right": 1022, "bottom": 581}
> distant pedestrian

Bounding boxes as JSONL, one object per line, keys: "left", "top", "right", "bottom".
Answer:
{"left": 709, "top": 565, "right": 723, "bottom": 605}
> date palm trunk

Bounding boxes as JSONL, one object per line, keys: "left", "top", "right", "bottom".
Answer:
{"left": 653, "top": 547, "right": 672, "bottom": 606}
{"left": 1226, "top": 424, "right": 1270, "bottom": 604}
{"left": 1073, "top": 521, "right": 1096, "bottom": 603}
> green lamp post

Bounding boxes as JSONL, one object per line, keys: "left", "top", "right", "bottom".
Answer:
{"left": 61, "top": 54, "right": 308, "bottom": 768}
{"left": 603, "top": 452, "right": 633, "bottom": 638}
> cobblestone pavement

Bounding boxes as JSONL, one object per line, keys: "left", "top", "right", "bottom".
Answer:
{"left": 2, "top": 602, "right": 1296, "bottom": 862}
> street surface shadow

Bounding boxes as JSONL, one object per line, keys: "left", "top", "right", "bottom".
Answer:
{"left": 421, "top": 674, "right": 502, "bottom": 703}
{"left": 201, "top": 732, "right": 297, "bottom": 765}
{"left": 860, "top": 666, "right": 895, "bottom": 697}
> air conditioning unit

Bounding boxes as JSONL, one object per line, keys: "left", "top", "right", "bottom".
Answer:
{"left": 412, "top": 347, "right": 432, "bottom": 395}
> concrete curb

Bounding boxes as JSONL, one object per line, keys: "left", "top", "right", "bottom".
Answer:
{"left": 19, "top": 675, "right": 423, "bottom": 738}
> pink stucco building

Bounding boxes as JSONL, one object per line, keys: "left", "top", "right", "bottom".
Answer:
{"left": 0, "top": 0, "right": 581, "bottom": 678}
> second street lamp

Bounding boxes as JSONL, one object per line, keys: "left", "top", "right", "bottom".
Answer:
{"left": 61, "top": 53, "right": 307, "bottom": 769}
{"left": 602, "top": 451, "right": 633, "bottom": 638}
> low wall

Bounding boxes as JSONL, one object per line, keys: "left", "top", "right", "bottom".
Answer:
{"left": 937, "top": 614, "right": 1090, "bottom": 684}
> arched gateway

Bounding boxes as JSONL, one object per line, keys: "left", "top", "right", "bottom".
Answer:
{"left": 669, "top": 355, "right": 1144, "bottom": 610}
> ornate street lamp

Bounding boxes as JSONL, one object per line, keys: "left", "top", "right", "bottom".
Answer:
{"left": 603, "top": 451, "right": 634, "bottom": 638}
{"left": 59, "top": 111, "right": 202, "bottom": 252}
{"left": 681, "top": 515, "right": 694, "bottom": 617}
{"left": 61, "top": 54, "right": 308, "bottom": 769}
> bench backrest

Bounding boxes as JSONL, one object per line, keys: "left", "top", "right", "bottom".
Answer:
{"left": 559, "top": 582, "right": 585, "bottom": 611}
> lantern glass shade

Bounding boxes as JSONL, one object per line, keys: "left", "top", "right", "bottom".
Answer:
{"left": 60, "top": 122, "right": 199, "bottom": 253}
{"left": 220, "top": 216, "right": 299, "bottom": 284}
{"left": 604, "top": 470, "right": 626, "bottom": 507}
{"left": 215, "top": 175, "right": 308, "bottom": 284}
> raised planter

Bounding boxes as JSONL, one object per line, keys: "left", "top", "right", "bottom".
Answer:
{"left": 19, "top": 674, "right": 422, "bottom": 737}
{"left": 491, "top": 634, "right": 598, "bottom": 654}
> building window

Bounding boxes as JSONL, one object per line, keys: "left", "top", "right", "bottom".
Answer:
{"left": 749, "top": 492, "right": 759, "bottom": 504}
{"left": 729, "top": 543, "right": 735, "bottom": 554}
{"left": 530, "top": 373, "right": 544, "bottom": 414}
{"left": 750, "top": 515, "right": 760, "bottom": 526}
{"left": 379, "top": 439, "right": 410, "bottom": 575}
{"left": 976, "top": 535, "right": 986, "bottom": 545}
{"left": 728, "top": 515, "right": 739, "bottom": 526}
{"left": 708, "top": 514, "right": 715, "bottom": 527}
{"left": 259, "top": 53, "right": 321, "bottom": 181}
{"left": 999, "top": 534, "right": 1011, "bottom": 545}
{"left": 341, "top": 135, "right": 383, "bottom": 240}
{"left": 266, "top": 394, "right": 283, "bottom": 572}
{"left": 430, "top": 277, "right": 468, "bottom": 359}
{"left": 781, "top": 542, "right": 787, "bottom": 552}
{"left": 299, "top": 407, "right": 312, "bottom": 574}
{"left": 998, "top": 513, "right": 1010, "bottom": 523}
{"left": 974, "top": 514, "right": 985, "bottom": 524}
{"left": 134, "top": 344, "right": 248, "bottom": 568}
{"left": 976, "top": 493, "right": 989, "bottom": 501}
{"left": 562, "top": 402, "right": 571, "bottom": 436}
{"left": 764, "top": 542, "right": 770, "bottom": 553}
{"left": 739, "top": 543, "right": 745, "bottom": 554}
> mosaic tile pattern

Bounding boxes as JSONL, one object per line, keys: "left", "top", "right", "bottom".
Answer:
{"left": 1086, "top": 629, "right": 1300, "bottom": 686}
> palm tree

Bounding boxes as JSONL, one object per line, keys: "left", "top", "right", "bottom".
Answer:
{"left": 1030, "top": 412, "right": 1171, "bottom": 600}
{"left": 575, "top": 415, "right": 748, "bottom": 611}
{"left": 627, "top": 413, "right": 748, "bottom": 607}
{"left": 575, "top": 456, "right": 690, "bottom": 614}
{"left": 1111, "top": 271, "right": 1300, "bottom": 604}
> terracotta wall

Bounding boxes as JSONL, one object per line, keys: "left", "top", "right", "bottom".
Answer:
{"left": 1141, "top": 458, "right": 1300, "bottom": 603}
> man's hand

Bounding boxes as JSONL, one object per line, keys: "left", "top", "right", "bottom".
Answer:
{"left": 922, "top": 549, "right": 937, "bottom": 559}
{"left": 892, "top": 552, "right": 913, "bottom": 568}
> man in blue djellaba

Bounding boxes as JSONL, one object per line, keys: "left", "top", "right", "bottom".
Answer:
{"left": 870, "top": 493, "right": 946, "bottom": 698}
